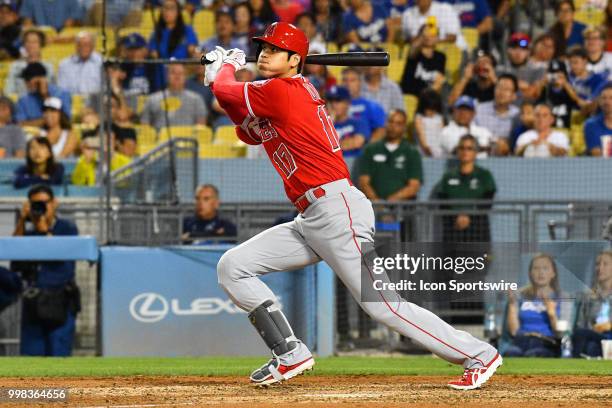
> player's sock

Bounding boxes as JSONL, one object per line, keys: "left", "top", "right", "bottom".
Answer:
{"left": 248, "top": 299, "right": 299, "bottom": 355}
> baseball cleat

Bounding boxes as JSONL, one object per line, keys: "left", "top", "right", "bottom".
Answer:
{"left": 250, "top": 342, "right": 315, "bottom": 386}
{"left": 447, "top": 353, "right": 503, "bottom": 391}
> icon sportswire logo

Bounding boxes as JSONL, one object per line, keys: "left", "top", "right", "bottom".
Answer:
{"left": 129, "top": 292, "right": 247, "bottom": 323}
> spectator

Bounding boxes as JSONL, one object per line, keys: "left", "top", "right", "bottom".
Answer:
{"left": 441, "top": 96, "right": 493, "bottom": 158}
{"left": 141, "top": 64, "right": 208, "bottom": 130}
{"left": 0, "top": 0, "right": 21, "bottom": 60}
{"left": 149, "top": 0, "right": 198, "bottom": 59}
{"left": 444, "top": 0, "right": 493, "bottom": 42}
{"left": 359, "top": 110, "right": 423, "bottom": 201}
{"left": 607, "top": 0, "right": 612, "bottom": 52}
{"left": 566, "top": 46, "right": 608, "bottom": 113}
{"left": 304, "top": 63, "right": 336, "bottom": 95}
{"left": 509, "top": 101, "right": 535, "bottom": 151}
{"left": 182, "top": 184, "right": 237, "bottom": 243}
{"left": 537, "top": 59, "right": 577, "bottom": 129}
{"left": 271, "top": 0, "right": 303, "bottom": 23}
{"left": 12, "top": 184, "right": 80, "bottom": 356}
{"left": 200, "top": 8, "right": 248, "bottom": 53}
{"left": 249, "top": 0, "right": 279, "bottom": 35}
{"left": 119, "top": 33, "right": 160, "bottom": 97}
{"left": 414, "top": 88, "right": 445, "bottom": 157}
{"left": 342, "top": 0, "right": 392, "bottom": 45}
{"left": 327, "top": 86, "right": 369, "bottom": 157}
{"left": 504, "top": 253, "right": 562, "bottom": 358}
{"left": 232, "top": 2, "right": 253, "bottom": 52}
{"left": 19, "top": 0, "right": 81, "bottom": 31}
{"left": 310, "top": 0, "right": 341, "bottom": 42}
{"left": 296, "top": 12, "right": 326, "bottom": 54}
{"left": 0, "top": 96, "right": 26, "bottom": 158}
{"left": 0, "top": 265, "right": 21, "bottom": 314}
{"left": 15, "top": 62, "right": 71, "bottom": 127}
{"left": 114, "top": 126, "right": 138, "bottom": 159}
{"left": 515, "top": 104, "right": 569, "bottom": 158}
{"left": 400, "top": 21, "right": 446, "bottom": 96}
{"left": 496, "top": 33, "right": 546, "bottom": 102}
{"left": 584, "top": 26, "right": 612, "bottom": 79}
{"left": 57, "top": 31, "right": 103, "bottom": 95}
{"left": 584, "top": 83, "right": 612, "bottom": 156}
{"left": 37, "top": 97, "right": 77, "bottom": 158}
{"left": 185, "top": 64, "right": 215, "bottom": 121}
{"left": 435, "top": 134, "right": 496, "bottom": 242}
{"left": 449, "top": 50, "right": 497, "bottom": 105}
{"left": 361, "top": 64, "right": 404, "bottom": 115}
{"left": 13, "top": 137, "right": 64, "bottom": 189}
{"left": 401, "top": 0, "right": 464, "bottom": 48}
{"left": 71, "top": 136, "right": 131, "bottom": 186}
{"left": 4, "top": 29, "right": 54, "bottom": 96}
{"left": 342, "top": 67, "right": 386, "bottom": 142}
{"left": 573, "top": 250, "right": 612, "bottom": 358}
{"left": 475, "top": 73, "right": 519, "bottom": 156}
{"left": 529, "top": 33, "right": 557, "bottom": 71}
{"left": 548, "top": 0, "right": 586, "bottom": 59}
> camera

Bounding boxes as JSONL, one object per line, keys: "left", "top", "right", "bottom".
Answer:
{"left": 30, "top": 201, "right": 47, "bottom": 218}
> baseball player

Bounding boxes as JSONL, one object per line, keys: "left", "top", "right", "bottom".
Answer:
{"left": 205, "top": 22, "right": 502, "bottom": 390}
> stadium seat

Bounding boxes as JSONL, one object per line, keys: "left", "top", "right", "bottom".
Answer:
{"left": 387, "top": 57, "right": 404, "bottom": 83}
{"left": 118, "top": 27, "right": 153, "bottom": 43}
{"left": 41, "top": 43, "right": 75, "bottom": 68}
{"left": 403, "top": 94, "right": 419, "bottom": 124}
{"left": 462, "top": 28, "right": 479, "bottom": 50}
{"left": 138, "top": 142, "right": 158, "bottom": 155}
{"left": 133, "top": 124, "right": 158, "bottom": 145}
{"left": 71, "top": 94, "right": 85, "bottom": 121}
{"left": 159, "top": 125, "right": 213, "bottom": 144}
{"left": 5, "top": 94, "right": 17, "bottom": 103}
{"left": 326, "top": 42, "right": 338, "bottom": 54}
{"left": 36, "top": 26, "right": 57, "bottom": 42}
{"left": 214, "top": 125, "right": 240, "bottom": 145}
{"left": 199, "top": 143, "right": 246, "bottom": 158}
{"left": 575, "top": 8, "right": 605, "bottom": 25}
{"left": 193, "top": 10, "right": 215, "bottom": 43}
{"left": 140, "top": 8, "right": 192, "bottom": 30}
{"left": 0, "top": 64, "right": 10, "bottom": 92}
{"left": 436, "top": 43, "right": 462, "bottom": 85}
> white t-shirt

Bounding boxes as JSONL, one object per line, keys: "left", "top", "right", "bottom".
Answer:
{"left": 401, "top": 2, "right": 466, "bottom": 50}
{"left": 416, "top": 113, "right": 445, "bottom": 158}
{"left": 440, "top": 120, "right": 493, "bottom": 158}
{"left": 587, "top": 52, "right": 612, "bottom": 80}
{"left": 515, "top": 129, "right": 569, "bottom": 158}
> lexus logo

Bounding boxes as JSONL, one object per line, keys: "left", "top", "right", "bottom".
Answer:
{"left": 130, "top": 293, "right": 169, "bottom": 323}
{"left": 129, "top": 292, "right": 253, "bottom": 323}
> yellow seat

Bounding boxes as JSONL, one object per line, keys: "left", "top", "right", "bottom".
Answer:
{"left": 36, "top": 26, "right": 57, "bottom": 42}
{"left": 214, "top": 125, "right": 240, "bottom": 145}
{"left": 6, "top": 93, "right": 17, "bottom": 103}
{"left": 575, "top": 9, "right": 605, "bottom": 25}
{"left": 138, "top": 142, "right": 158, "bottom": 155}
{"left": 118, "top": 27, "right": 153, "bottom": 43}
{"left": 199, "top": 144, "right": 246, "bottom": 158}
{"left": 141, "top": 8, "right": 191, "bottom": 29}
{"left": 437, "top": 43, "right": 462, "bottom": 85}
{"left": 41, "top": 43, "right": 75, "bottom": 65}
{"left": 387, "top": 57, "right": 404, "bottom": 83}
{"left": 328, "top": 65, "right": 344, "bottom": 81}
{"left": 403, "top": 94, "right": 419, "bottom": 124}
{"left": 462, "top": 28, "right": 479, "bottom": 50}
{"left": 193, "top": 10, "right": 215, "bottom": 42}
{"left": 134, "top": 124, "right": 158, "bottom": 145}
{"left": 159, "top": 125, "right": 213, "bottom": 144}
{"left": 71, "top": 94, "right": 85, "bottom": 121}
{"left": 326, "top": 42, "right": 339, "bottom": 54}
{"left": 570, "top": 126, "right": 586, "bottom": 156}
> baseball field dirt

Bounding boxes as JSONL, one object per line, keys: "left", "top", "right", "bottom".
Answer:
{"left": 0, "top": 356, "right": 610, "bottom": 407}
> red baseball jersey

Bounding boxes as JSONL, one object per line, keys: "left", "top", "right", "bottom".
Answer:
{"left": 212, "top": 65, "right": 350, "bottom": 202}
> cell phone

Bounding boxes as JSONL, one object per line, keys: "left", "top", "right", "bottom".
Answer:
{"left": 30, "top": 201, "right": 47, "bottom": 218}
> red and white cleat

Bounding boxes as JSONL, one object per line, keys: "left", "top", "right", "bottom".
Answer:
{"left": 448, "top": 353, "right": 503, "bottom": 391}
{"left": 250, "top": 342, "right": 315, "bottom": 386}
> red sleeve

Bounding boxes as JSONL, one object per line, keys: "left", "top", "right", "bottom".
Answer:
{"left": 235, "top": 126, "right": 262, "bottom": 145}
{"left": 211, "top": 64, "right": 249, "bottom": 125}
{"left": 244, "top": 78, "right": 288, "bottom": 123}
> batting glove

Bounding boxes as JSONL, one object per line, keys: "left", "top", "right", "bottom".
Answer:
{"left": 223, "top": 48, "right": 246, "bottom": 71}
{"left": 203, "top": 46, "right": 226, "bottom": 86}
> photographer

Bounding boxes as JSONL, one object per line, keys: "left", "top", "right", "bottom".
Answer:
{"left": 12, "top": 184, "right": 80, "bottom": 356}
{"left": 449, "top": 50, "right": 497, "bottom": 105}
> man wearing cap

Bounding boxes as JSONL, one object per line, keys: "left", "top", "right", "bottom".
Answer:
{"left": 57, "top": 31, "right": 103, "bottom": 95}
{"left": 441, "top": 95, "right": 492, "bottom": 157}
{"left": 0, "top": 0, "right": 21, "bottom": 60}
{"left": 496, "top": 33, "right": 547, "bottom": 102}
{"left": 327, "top": 86, "right": 370, "bottom": 158}
{"left": 119, "top": 33, "right": 159, "bottom": 96}
{"left": 15, "top": 62, "right": 71, "bottom": 127}
{"left": 200, "top": 8, "right": 247, "bottom": 54}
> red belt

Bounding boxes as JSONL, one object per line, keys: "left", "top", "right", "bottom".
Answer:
{"left": 294, "top": 187, "right": 326, "bottom": 213}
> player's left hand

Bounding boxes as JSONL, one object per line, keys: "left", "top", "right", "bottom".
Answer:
{"left": 204, "top": 46, "right": 225, "bottom": 86}
{"left": 223, "top": 48, "right": 246, "bottom": 70}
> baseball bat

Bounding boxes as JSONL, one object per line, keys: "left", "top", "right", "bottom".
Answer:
{"left": 200, "top": 52, "right": 390, "bottom": 67}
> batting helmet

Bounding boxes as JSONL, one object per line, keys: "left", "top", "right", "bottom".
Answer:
{"left": 252, "top": 22, "right": 309, "bottom": 69}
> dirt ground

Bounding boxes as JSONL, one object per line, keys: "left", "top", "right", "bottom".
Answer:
{"left": 0, "top": 375, "right": 610, "bottom": 407}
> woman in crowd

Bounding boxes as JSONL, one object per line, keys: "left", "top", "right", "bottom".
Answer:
{"left": 4, "top": 29, "right": 54, "bottom": 96}
{"left": 504, "top": 253, "right": 563, "bottom": 357}
{"left": 38, "top": 97, "right": 77, "bottom": 159}
{"left": 515, "top": 104, "right": 569, "bottom": 157}
{"left": 400, "top": 22, "right": 446, "bottom": 96}
{"left": 529, "top": 33, "right": 557, "bottom": 71}
{"left": 13, "top": 137, "right": 64, "bottom": 189}
{"left": 573, "top": 250, "right": 612, "bottom": 357}
{"left": 149, "top": 0, "right": 198, "bottom": 59}
{"left": 248, "top": 0, "right": 278, "bottom": 35}
{"left": 310, "top": 0, "right": 341, "bottom": 42}
{"left": 413, "top": 88, "right": 445, "bottom": 157}
{"left": 548, "top": 0, "right": 586, "bottom": 59}
{"left": 232, "top": 2, "right": 254, "bottom": 52}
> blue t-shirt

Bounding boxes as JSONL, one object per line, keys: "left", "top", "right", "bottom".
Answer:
{"left": 15, "top": 85, "right": 72, "bottom": 123}
{"left": 335, "top": 117, "right": 370, "bottom": 157}
{"left": 569, "top": 72, "right": 608, "bottom": 101}
{"left": 342, "top": 5, "right": 389, "bottom": 43}
{"left": 442, "top": 0, "right": 491, "bottom": 27}
{"left": 182, "top": 215, "right": 237, "bottom": 243}
{"left": 517, "top": 297, "right": 560, "bottom": 338}
{"left": 24, "top": 218, "right": 78, "bottom": 288}
{"left": 349, "top": 97, "right": 386, "bottom": 136}
{"left": 148, "top": 25, "right": 198, "bottom": 59}
{"left": 567, "top": 21, "right": 587, "bottom": 48}
{"left": 20, "top": 0, "right": 82, "bottom": 31}
{"left": 584, "top": 113, "right": 612, "bottom": 153}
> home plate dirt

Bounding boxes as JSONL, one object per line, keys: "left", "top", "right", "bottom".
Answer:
{"left": 0, "top": 375, "right": 610, "bottom": 407}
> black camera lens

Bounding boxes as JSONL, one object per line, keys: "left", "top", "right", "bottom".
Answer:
{"left": 30, "top": 201, "right": 47, "bottom": 217}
